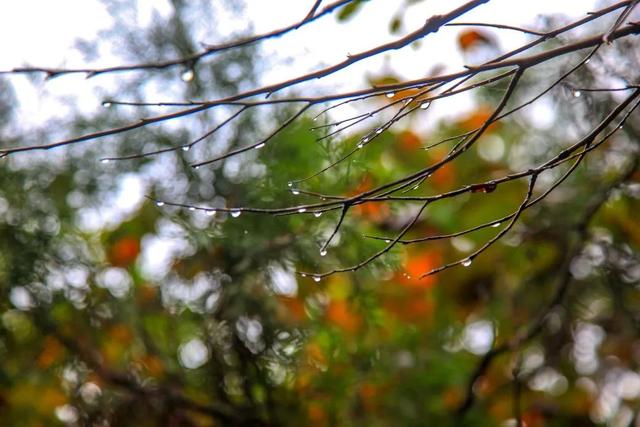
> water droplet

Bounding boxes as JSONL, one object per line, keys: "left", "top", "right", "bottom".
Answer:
{"left": 205, "top": 210, "right": 216, "bottom": 216}
{"left": 420, "top": 102, "right": 431, "bottom": 109}
{"left": 375, "top": 128, "right": 383, "bottom": 134}
{"left": 384, "top": 239, "right": 391, "bottom": 243}
{"left": 291, "top": 190, "right": 300, "bottom": 195}
{"left": 156, "top": 201, "right": 165, "bottom": 207}
{"left": 231, "top": 210, "right": 242, "bottom": 218}
{"left": 585, "top": 58, "right": 591, "bottom": 64}
{"left": 320, "top": 250, "right": 327, "bottom": 256}
{"left": 301, "top": 273, "right": 307, "bottom": 277}
{"left": 287, "top": 182, "right": 293, "bottom": 187}
{"left": 363, "top": 137, "right": 369, "bottom": 143}
{"left": 100, "top": 159, "right": 110, "bottom": 164}
{"left": 182, "top": 145, "right": 190, "bottom": 152}
{"left": 386, "top": 92, "right": 395, "bottom": 98}
{"left": 193, "top": 165, "right": 200, "bottom": 170}
{"left": 462, "top": 258, "right": 472, "bottom": 267}
{"left": 492, "top": 222, "right": 501, "bottom": 228}
{"left": 298, "top": 208, "right": 307, "bottom": 213}
{"left": 412, "top": 185, "right": 419, "bottom": 190}
{"left": 313, "top": 276, "right": 321, "bottom": 282}
{"left": 188, "top": 207, "right": 196, "bottom": 211}
{"left": 618, "top": 124, "right": 624, "bottom": 130}
{"left": 572, "top": 90, "right": 582, "bottom": 98}
{"left": 356, "top": 143, "right": 363, "bottom": 149}
{"left": 313, "top": 211, "right": 322, "bottom": 217}
{"left": 255, "top": 143, "right": 266, "bottom": 149}
{"left": 102, "top": 101, "right": 112, "bottom": 108}
{"left": 181, "top": 69, "right": 194, "bottom": 82}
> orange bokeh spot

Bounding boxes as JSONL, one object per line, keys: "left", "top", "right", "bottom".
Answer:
{"left": 458, "top": 106, "right": 501, "bottom": 134}
{"left": 399, "top": 250, "right": 441, "bottom": 289}
{"left": 37, "top": 335, "right": 65, "bottom": 368}
{"left": 350, "top": 175, "right": 390, "bottom": 222}
{"left": 278, "top": 295, "right": 307, "bottom": 324}
{"left": 109, "top": 236, "right": 140, "bottom": 267}
{"left": 326, "top": 300, "right": 361, "bottom": 333}
{"left": 458, "top": 29, "right": 495, "bottom": 51}
{"left": 398, "top": 130, "right": 422, "bottom": 151}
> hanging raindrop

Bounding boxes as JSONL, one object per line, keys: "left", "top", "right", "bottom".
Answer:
{"left": 100, "top": 159, "right": 110, "bottom": 164}
{"left": 375, "top": 128, "right": 383, "bottom": 134}
{"left": 462, "top": 258, "right": 473, "bottom": 267}
{"left": 320, "top": 249, "right": 327, "bottom": 256}
{"left": 156, "top": 201, "right": 165, "bottom": 207}
{"left": 182, "top": 145, "right": 190, "bottom": 152}
{"left": 231, "top": 210, "right": 242, "bottom": 218}
{"left": 255, "top": 143, "right": 266, "bottom": 149}
{"left": 287, "top": 182, "right": 293, "bottom": 187}
{"left": 205, "top": 210, "right": 216, "bottom": 216}
{"left": 420, "top": 102, "right": 431, "bottom": 109}
{"left": 356, "top": 143, "right": 363, "bottom": 149}
{"left": 313, "top": 276, "right": 321, "bottom": 282}
{"left": 181, "top": 69, "right": 194, "bottom": 82}
{"left": 492, "top": 222, "right": 501, "bottom": 228}
{"left": 313, "top": 211, "right": 322, "bottom": 217}
{"left": 386, "top": 92, "right": 395, "bottom": 98}
{"left": 572, "top": 90, "right": 582, "bottom": 98}
{"left": 298, "top": 208, "right": 307, "bottom": 213}
{"left": 101, "top": 101, "right": 112, "bottom": 108}
{"left": 363, "top": 137, "right": 369, "bottom": 143}
{"left": 384, "top": 239, "right": 391, "bottom": 243}
{"left": 291, "top": 189, "right": 300, "bottom": 195}
{"left": 301, "top": 273, "right": 307, "bottom": 277}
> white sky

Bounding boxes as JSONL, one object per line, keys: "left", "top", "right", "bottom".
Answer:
{"left": 1, "top": 0, "right": 599, "bottom": 127}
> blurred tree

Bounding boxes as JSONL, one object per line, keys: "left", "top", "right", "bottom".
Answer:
{"left": 1, "top": 1, "right": 640, "bottom": 426}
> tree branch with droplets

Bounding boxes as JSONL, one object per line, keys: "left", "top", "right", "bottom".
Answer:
{"left": 1, "top": 0, "right": 639, "bottom": 281}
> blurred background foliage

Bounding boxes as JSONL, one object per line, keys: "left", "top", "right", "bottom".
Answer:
{"left": 1, "top": 1, "right": 640, "bottom": 426}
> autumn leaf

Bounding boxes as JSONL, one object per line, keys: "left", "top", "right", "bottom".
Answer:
{"left": 326, "top": 300, "right": 361, "bottom": 333}
{"left": 457, "top": 29, "right": 495, "bottom": 51}
{"left": 109, "top": 236, "right": 140, "bottom": 267}
{"left": 398, "top": 130, "right": 422, "bottom": 151}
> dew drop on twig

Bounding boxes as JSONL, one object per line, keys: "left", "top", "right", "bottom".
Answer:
{"left": 492, "top": 222, "right": 501, "bottom": 228}
{"left": 205, "top": 210, "right": 216, "bottom": 216}
{"left": 230, "top": 210, "right": 242, "bottom": 218}
{"left": 255, "top": 143, "right": 266, "bottom": 149}
{"left": 100, "top": 159, "right": 110, "bottom": 164}
{"left": 101, "top": 101, "right": 112, "bottom": 108}
{"left": 386, "top": 92, "right": 395, "bottom": 98}
{"left": 313, "top": 276, "right": 321, "bottom": 282}
{"left": 298, "top": 208, "right": 307, "bottom": 213}
{"left": 156, "top": 201, "right": 165, "bottom": 207}
{"left": 291, "top": 189, "right": 300, "bottom": 195}
{"left": 182, "top": 146, "right": 190, "bottom": 152}
{"left": 320, "top": 250, "right": 327, "bottom": 257}
{"left": 287, "top": 182, "right": 293, "bottom": 187}
{"left": 181, "top": 69, "right": 194, "bottom": 82}
{"left": 462, "top": 258, "right": 472, "bottom": 267}
{"left": 314, "top": 212, "right": 322, "bottom": 217}
{"left": 572, "top": 90, "right": 582, "bottom": 98}
{"left": 420, "top": 102, "right": 430, "bottom": 109}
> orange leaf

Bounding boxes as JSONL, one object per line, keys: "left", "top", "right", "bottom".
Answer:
{"left": 109, "top": 236, "right": 140, "bottom": 267}
{"left": 326, "top": 300, "right": 361, "bottom": 333}
{"left": 37, "top": 335, "right": 65, "bottom": 368}
{"left": 458, "top": 29, "right": 494, "bottom": 51}
{"left": 457, "top": 105, "right": 501, "bottom": 133}
{"left": 398, "top": 130, "right": 422, "bottom": 151}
